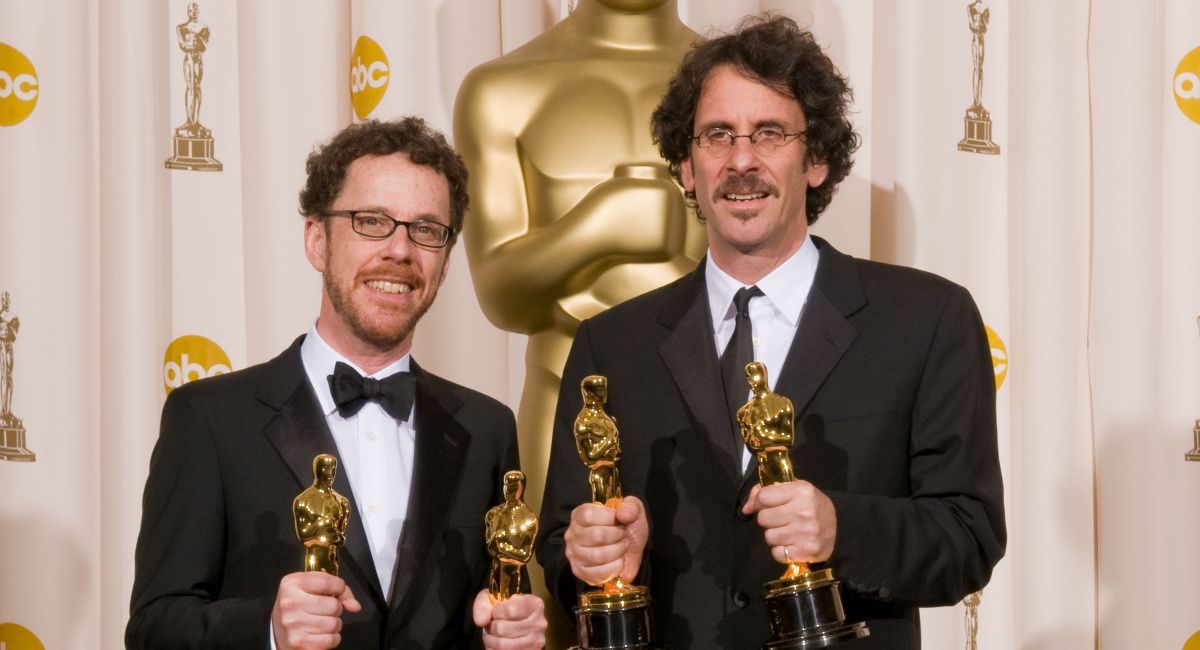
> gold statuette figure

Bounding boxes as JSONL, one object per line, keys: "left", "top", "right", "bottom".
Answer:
{"left": 737, "top": 362, "right": 811, "bottom": 582}
{"left": 572, "top": 375, "right": 654, "bottom": 648}
{"left": 737, "top": 362, "right": 868, "bottom": 646}
{"left": 293, "top": 454, "right": 350, "bottom": 575}
{"left": 486, "top": 470, "right": 539, "bottom": 603}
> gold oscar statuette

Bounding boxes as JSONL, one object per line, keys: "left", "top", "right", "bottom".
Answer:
{"left": 957, "top": 0, "right": 1000, "bottom": 155}
{"left": 293, "top": 454, "right": 350, "bottom": 575}
{"left": 0, "top": 291, "right": 33, "bottom": 463}
{"left": 1188, "top": 316, "right": 1200, "bottom": 462}
{"left": 486, "top": 470, "right": 539, "bottom": 603}
{"left": 738, "top": 362, "right": 867, "bottom": 649}
{"left": 572, "top": 375, "right": 655, "bottom": 649}
{"left": 165, "top": 1, "right": 223, "bottom": 171}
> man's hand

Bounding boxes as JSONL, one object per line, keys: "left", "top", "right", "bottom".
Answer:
{"left": 471, "top": 590, "right": 547, "bottom": 649}
{"left": 564, "top": 496, "right": 648, "bottom": 585}
{"left": 741, "top": 481, "right": 837, "bottom": 565}
{"left": 272, "top": 572, "right": 362, "bottom": 650}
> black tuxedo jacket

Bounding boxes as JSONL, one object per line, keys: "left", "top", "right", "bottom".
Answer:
{"left": 127, "top": 337, "right": 519, "bottom": 649}
{"left": 538, "top": 238, "right": 1006, "bottom": 649}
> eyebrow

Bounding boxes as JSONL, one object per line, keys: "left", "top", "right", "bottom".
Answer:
{"left": 696, "top": 119, "right": 791, "bottom": 132}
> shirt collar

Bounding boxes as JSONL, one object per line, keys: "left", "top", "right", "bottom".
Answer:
{"left": 705, "top": 234, "right": 819, "bottom": 328}
{"left": 300, "top": 324, "right": 411, "bottom": 417}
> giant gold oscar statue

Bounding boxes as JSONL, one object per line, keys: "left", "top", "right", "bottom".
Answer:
{"left": 738, "top": 362, "right": 867, "bottom": 649}
{"left": 454, "top": 2, "right": 704, "bottom": 640}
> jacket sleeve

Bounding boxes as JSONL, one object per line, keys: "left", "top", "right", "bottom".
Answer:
{"left": 126, "top": 387, "right": 274, "bottom": 649}
{"left": 826, "top": 284, "right": 1007, "bottom": 606}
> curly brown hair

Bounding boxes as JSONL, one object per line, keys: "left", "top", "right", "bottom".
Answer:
{"left": 651, "top": 14, "right": 860, "bottom": 225}
{"left": 298, "top": 117, "right": 469, "bottom": 242}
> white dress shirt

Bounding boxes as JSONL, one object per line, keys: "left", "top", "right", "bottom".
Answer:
{"left": 300, "top": 326, "right": 416, "bottom": 599}
{"left": 706, "top": 235, "right": 820, "bottom": 469}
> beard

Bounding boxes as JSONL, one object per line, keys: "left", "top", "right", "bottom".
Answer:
{"left": 322, "top": 257, "right": 437, "bottom": 350}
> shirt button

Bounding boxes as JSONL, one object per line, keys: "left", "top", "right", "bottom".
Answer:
{"left": 733, "top": 590, "right": 750, "bottom": 608}
{"left": 369, "top": 503, "right": 380, "bottom": 514}
{"left": 367, "top": 431, "right": 377, "bottom": 441}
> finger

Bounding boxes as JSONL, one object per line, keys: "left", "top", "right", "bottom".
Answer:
{"left": 472, "top": 589, "right": 494, "bottom": 628}
{"left": 337, "top": 584, "right": 362, "bottom": 614}
{"left": 741, "top": 484, "right": 762, "bottom": 514}
{"left": 571, "top": 502, "right": 619, "bottom": 527}
{"left": 567, "top": 521, "right": 627, "bottom": 548}
{"left": 613, "top": 496, "right": 644, "bottom": 525}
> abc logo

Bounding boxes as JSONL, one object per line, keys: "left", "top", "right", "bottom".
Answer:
{"left": 163, "top": 335, "right": 232, "bottom": 395}
{"left": 1175, "top": 46, "right": 1200, "bottom": 125}
{"left": 0, "top": 42, "right": 39, "bottom": 127}
{"left": 985, "top": 324, "right": 1008, "bottom": 391}
{"left": 350, "top": 35, "right": 389, "bottom": 120}
{"left": 0, "top": 622, "right": 45, "bottom": 650}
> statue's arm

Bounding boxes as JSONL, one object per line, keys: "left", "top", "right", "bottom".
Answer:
{"left": 453, "top": 68, "right": 686, "bottom": 333}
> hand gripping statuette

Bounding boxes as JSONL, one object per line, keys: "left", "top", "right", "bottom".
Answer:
{"left": 738, "top": 362, "right": 868, "bottom": 648}
{"left": 486, "top": 470, "right": 539, "bottom": 603}
{"left": 572, "top": 375, "right": 655, "bottom": 649}
{"left": 293, "top": 454, "right": 350, "bottom": 575}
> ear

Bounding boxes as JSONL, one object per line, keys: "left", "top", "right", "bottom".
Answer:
{"left": 304, "top": 216, "right": 327, "bottom": 272}
{"left": 680, "top": 157, "right": 696, "bottom": 194}
{"left": 806, "top": 158, "right": 829, "bottom": 188}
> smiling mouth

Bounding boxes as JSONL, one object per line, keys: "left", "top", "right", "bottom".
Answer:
{"left": 723, "top": 192, "right": 770, "bottom": 202}
{"left": 365, "top": 279, "right": 412, "bottom": 294}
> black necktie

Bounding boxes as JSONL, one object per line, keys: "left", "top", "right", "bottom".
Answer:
{"left": 327, "top": 361, "right": 416, "bottom": 421}
{"left": 720, "top": 286, "right": 763, "bottom": 440}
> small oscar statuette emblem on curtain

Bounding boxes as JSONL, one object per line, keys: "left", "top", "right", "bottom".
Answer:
{"left": 1187, "top": 316, "right": 1200, "bottom": 462}
{"left": 165, "top": 1, "right": 223, "bottom": 171}
{"left": 957, "top": 0, "right": 1001, "bottom": 155}
{"left": 0, "top": 292, "right": 34, "bottom": 462}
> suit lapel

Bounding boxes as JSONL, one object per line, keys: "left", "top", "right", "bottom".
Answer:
{"left": 387, "top": 362, "right": 470, "bottom": 619}
{"left": 741, "top": 238, "right": 866, "bottom": 492}
{"left": 258, "top": 338, "right": 384, "bottom": 602}
{"left": 658, "top": 264, "right": 744, "bottom": 486}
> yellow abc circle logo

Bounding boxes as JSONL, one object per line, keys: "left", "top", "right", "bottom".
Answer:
{"left": 0, "top": 622, "right": 45, "bottom": 650}
{"left": 1175, "top": 46, "right": 1200, "bottom": 125}
{"left": 350, "top": 35, "right": 389, "bottom": 120}
{"left": 163, "top": 334, "right": 232, "bottom": 395}
{"left": 1184, "top": 630, "right": 1200, "bottom": 650}
{"left": 0, "top": 43, "right": 40, "bottom": 127}
{"left": 984, "top": 324, "right": 1008, "bottom": 391}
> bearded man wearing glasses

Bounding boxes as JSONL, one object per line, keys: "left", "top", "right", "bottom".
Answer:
{"left": 128, "top": 117, "right": 546, "bottom": 650}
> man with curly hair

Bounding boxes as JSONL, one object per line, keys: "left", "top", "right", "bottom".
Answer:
{"left": 539, "top": 15, "right": 1006, "bottom": 648}
{"left": 128, "top": 118, "right": 546, "bottom": 649}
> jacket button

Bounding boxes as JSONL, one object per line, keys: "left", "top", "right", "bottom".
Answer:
{"left": 733, "top": 590, "right": 750, "bottom": 608}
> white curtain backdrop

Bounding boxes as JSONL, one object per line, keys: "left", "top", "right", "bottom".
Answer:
{"left": 1, "top": 1, "right": 1197, "bottom": 648}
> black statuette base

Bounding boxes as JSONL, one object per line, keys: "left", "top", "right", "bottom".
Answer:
{"left": 574, "top": 600, "right": 655, "bottom": 650}
{"left": 762, "top": 572, "right": 868, "bottom": 648}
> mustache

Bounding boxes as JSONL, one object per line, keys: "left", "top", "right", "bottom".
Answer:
{"left": 712, "top": 173, "right": 778, "bottom": 201}
{"left": 355, "top": 263, "right": 423, "bottom": 289}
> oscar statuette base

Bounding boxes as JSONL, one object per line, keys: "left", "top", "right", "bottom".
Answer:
{"left": 0, "top": 417, "right": 35, "bottom": 462}
{"left": 573, "top": 586, "right": 656, "bottom": 650}
{"left": 165, "top": 129, "right": 223, "bottom": 171}
{"left": 761, "top": 569, "right": 868, "bottom": 649}
{"left": 957, "top": 108, "right": 1000, "bottom": 155}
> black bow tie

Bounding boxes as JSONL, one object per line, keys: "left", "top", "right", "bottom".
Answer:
{"left": 327, "top": 361, "right": 416, "bottom": 421}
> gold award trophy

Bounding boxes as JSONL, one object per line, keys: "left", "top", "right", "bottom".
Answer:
{"left": 293, "top": 454, "right": 350, "bottom": 575}
{"left": 486, "top": 470, "right": 539, "bottom": 603}
{"left": 738, "top": 362, "right": 868, "bottom": 648}
{"left": 572, "top": 375, "right": 655, "bottom": 649}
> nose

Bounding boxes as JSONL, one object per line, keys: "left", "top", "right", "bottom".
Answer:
{"left": 379, "top": 225, "right": 415, "bottom": 261}
{"left": 724, "top": 135, "right": 762, "bottom": 174}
